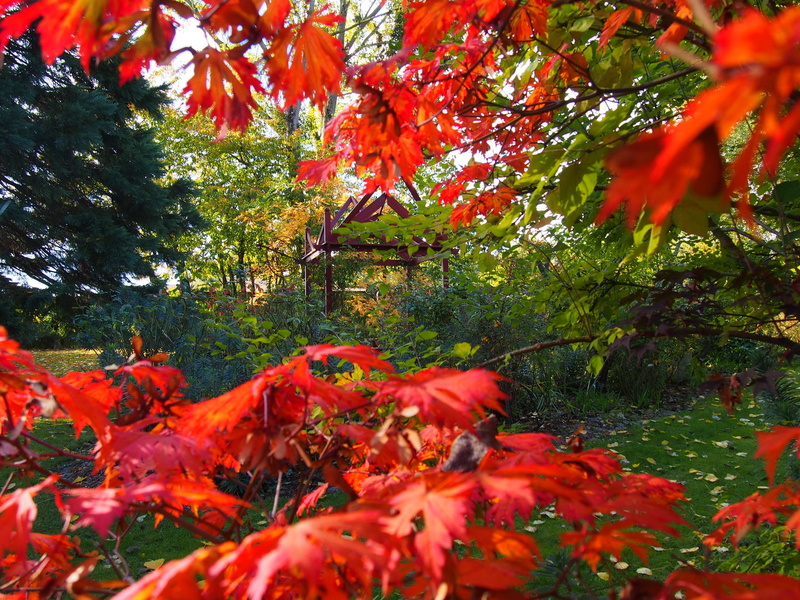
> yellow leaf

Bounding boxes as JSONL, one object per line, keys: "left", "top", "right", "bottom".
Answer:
{"left": 704, "top": 473, "right": 719, "bottom": 482}
{"left": 597, "top": 572, "right": 610, "bottom": 581}
{"left": 143, "top": 559, "right": 165, "bottom": 570}
{"left": 615, "top": 562, "right": 629, "bottom": 570}
{"left": 646, "top": 457, "right": 656, "bottom": 464}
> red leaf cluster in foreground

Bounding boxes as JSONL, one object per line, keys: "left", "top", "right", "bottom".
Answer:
{"left": 2, "top": 326, "right": 800, "bottom": 598}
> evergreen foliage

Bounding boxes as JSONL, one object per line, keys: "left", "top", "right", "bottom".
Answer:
{"left": 0, "top": 34, "right": 202, "bottom": 343}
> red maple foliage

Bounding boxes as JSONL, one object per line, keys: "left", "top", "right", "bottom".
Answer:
{"left": 2, "top": 323, "right": 800, "bottom": 598}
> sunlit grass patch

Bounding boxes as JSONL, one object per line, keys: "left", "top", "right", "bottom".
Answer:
{"left": 32, "top": 349, "right": 99, "bottom": 376}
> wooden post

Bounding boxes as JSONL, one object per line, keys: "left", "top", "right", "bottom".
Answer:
{"left": 325, "top": 252, "right": 333, "bottom": 315}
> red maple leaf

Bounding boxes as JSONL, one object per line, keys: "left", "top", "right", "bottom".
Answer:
{"left": 0, "top": 0, "right": 150, "bottom": 69}
{"left": 109, "top": 542, "right": 237, "bottom": 600}
{"left": 665, "top": 569, "right": 800, "bottom": 600}
{"left": 561, "top": 520, "right": 658, "bottom": 571}
{"left": 296, "top": 154, "right": 341, "bottom": 187}
{"left": 706, "top": 485, "right": 794, "bottom": 548}
{"left": 264, "top": 9, "right": 344, "bottom": 110}
{"left": 384, "top": 472, "right": 477, "bottom": 580}
{"left": 403, "top": 0, "right": 469, "bottom": 48}
{"left": 0, "top": 474, "right": 59, "bottom": 560}
{"left": 373, "top": 366, "right": 506, "bottom": 430}
{"left": 116, "top": 9, "right": 178, "bottom": 81}
{"left": 184, "top": 47, "right": 265, "bottom": 132}
{"left": 755, "top": 426, "right": 800, "bottom": 484}
{"left": 301, "top": 344, "right": 395, "bottom": 374}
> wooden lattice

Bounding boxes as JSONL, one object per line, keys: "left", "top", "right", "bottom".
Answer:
{"left": 300, "top": 192, "right": 450, "bottom": 314}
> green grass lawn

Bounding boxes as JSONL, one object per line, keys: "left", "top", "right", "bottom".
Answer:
{"left": 524, "top": 392, "right": 794, "bottom": 591}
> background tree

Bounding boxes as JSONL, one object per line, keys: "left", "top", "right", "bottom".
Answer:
{"left": 0, "top": 34, "right": 202, "bottom": 344}
{"left": 155, "top": 107, "right": 342, "bottom": 295}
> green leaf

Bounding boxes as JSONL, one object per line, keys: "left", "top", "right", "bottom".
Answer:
{"left": 588, "top": 354, "right": 604, "bottom": 375}
{"left": 452, "top": 342, "right": 473, "bottom": 358}
{"left": 570, "top": 15, "right": 595, "bottom": 32}
{"left": 673, "top": 200, "right": 709, "bottom": 237}
{"left": 416, "top": 330, "right": 438, "bottom": 341}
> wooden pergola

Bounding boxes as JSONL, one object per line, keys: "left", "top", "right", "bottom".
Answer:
{"left": 300, "top": 192, "right": 451, "bottom": 314}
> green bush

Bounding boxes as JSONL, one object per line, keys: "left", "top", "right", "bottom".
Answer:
{"left": 715, "top": 525, "right": 800, "bottom": 576}
{"left": 75, "top": 285, "right": 328, "bottom": 399}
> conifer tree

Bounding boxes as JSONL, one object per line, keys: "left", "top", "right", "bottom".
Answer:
{"left": 0, "top": 34, "right": 201, "bottom": 342}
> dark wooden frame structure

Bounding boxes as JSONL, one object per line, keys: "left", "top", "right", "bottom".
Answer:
{"left": 300, "top": 192, "right": 450, "bottom": 314}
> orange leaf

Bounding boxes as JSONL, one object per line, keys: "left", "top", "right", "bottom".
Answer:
{"left": 385, "top": 472, "right": 476, "bottom": 580}
{"left": 598, "top": 124, "right": 726, "bottom": 227}
{"left": 374, "top": 367, "right": 506, "bottom": 430}
{"left": 131, "top": 335, "right": 144, "bottom": 360}
{"left": 599, "top": 7, "right": 636, "bottom": 47}
{"left": 184, "top": 47, "right": 265, "bottom": 132}
{"left": 755, "top": 426, "right": 800, "bottom": 484}
{"left": 403, "top": 0, "right": 469, "bottom": 48}
{"left": 0, "top": 0, "right": 150, "bottom": 69}
{"left": 264, "top": 9, "right": 344, "bottom": 110}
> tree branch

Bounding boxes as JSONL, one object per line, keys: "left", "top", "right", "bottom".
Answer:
{"left": 477, "top": 327, "right": 800, "bottom": 371}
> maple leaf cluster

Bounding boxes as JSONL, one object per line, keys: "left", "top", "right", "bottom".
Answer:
{"left": 299, "top": 0, "right": 562, "bottom": 221}
{"left": 0, "top": 0, "right": 347, "bottom": 132}
{"left": 3, "top": 324, "right": 800, "bottom": 598}
{"left": 599, "top": 6, "right": 800, "bottom": 227}
{"left": 4, "top": 0, "right": 800, "bottom": 232}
